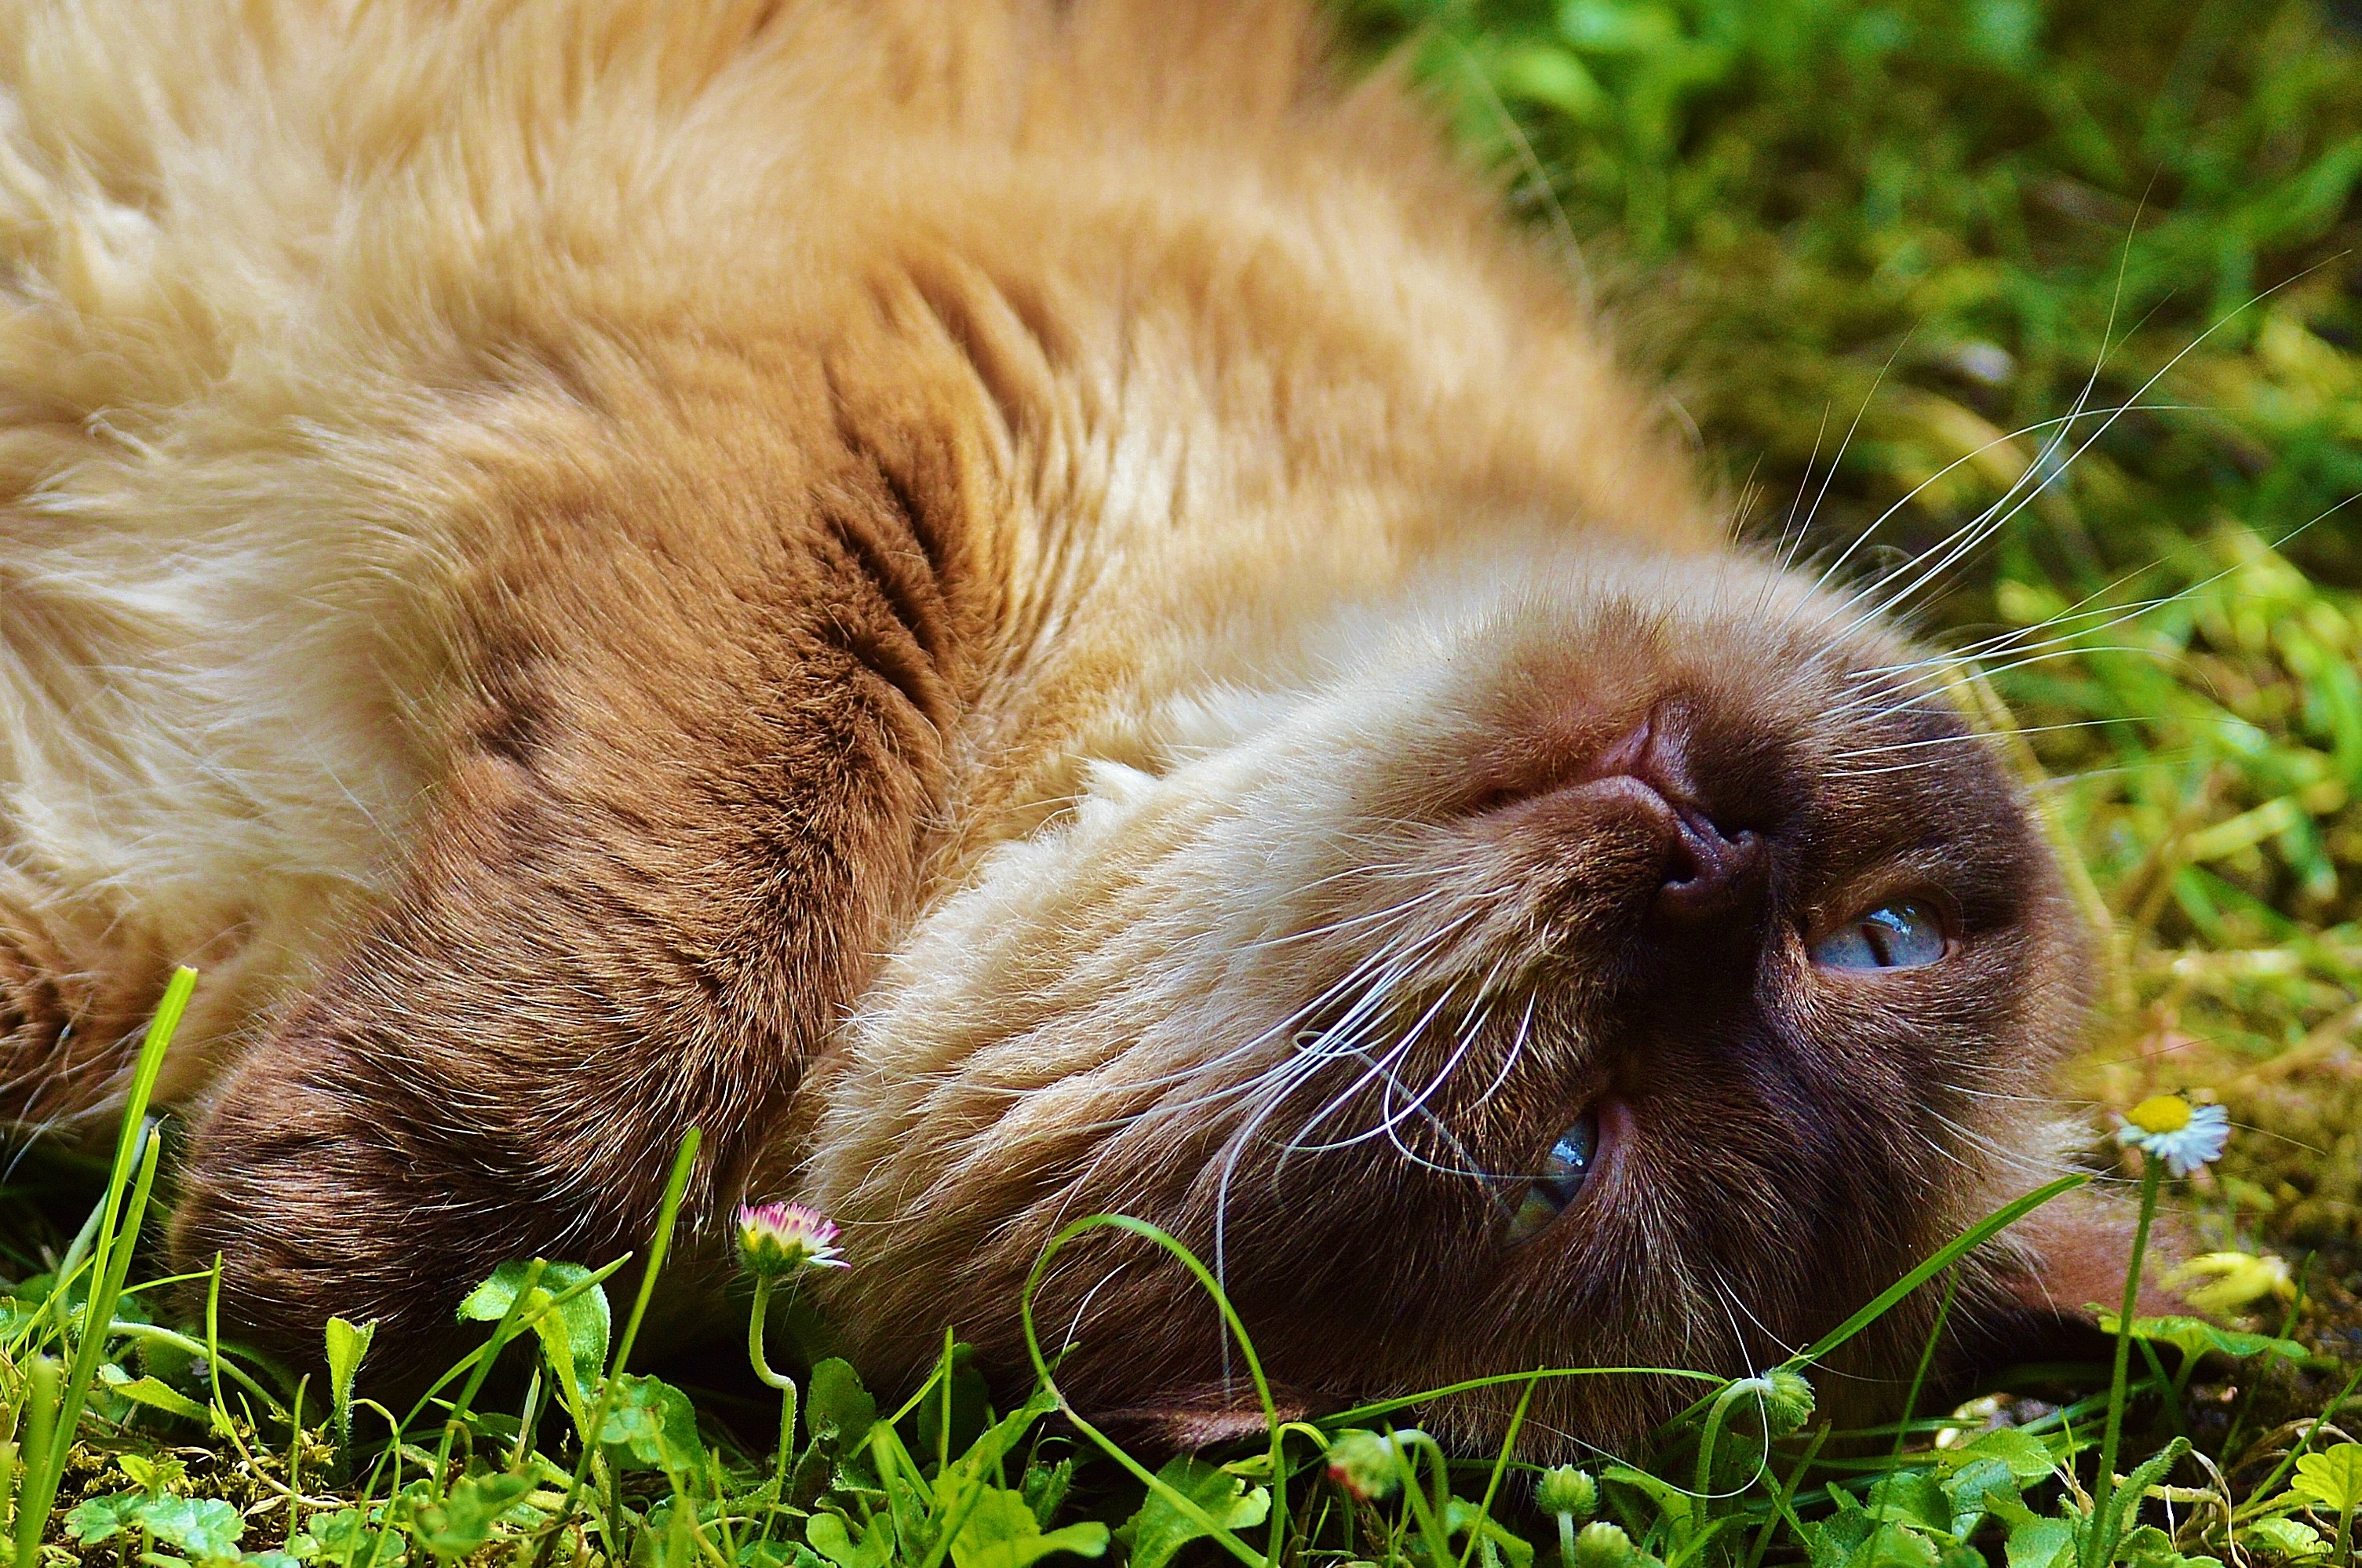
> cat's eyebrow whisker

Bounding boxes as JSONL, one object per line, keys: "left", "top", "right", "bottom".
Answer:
{"left": 1887, "top": 641, "right": 2182, "bottom": 703}
{"left": 1838, "top": 261, "right": 2339, "bottom": 640}
{"left": 1834, "top": 220, "right": 2291, "bottom": 636}
{"left": 1205, "top": 913, "right": 1482, "bottom": 1299}
{"left": 1772, "top": 401, "right": 1836, "bottom": 578}
{"left": 1824, "top": 624, "right": 2196, "bottom": 740}
{"left": 1029, "top": 957, "right": 1409, "bottom": 1135}
{"left": 1839, "top": 414, "right": 2093, "bottom": 642}
{"left": 1369, "top": 997, "right": 1497, "bottom": 1159}
{"left": 1796, "top": 335, "right": 1917, "bottom": 592}
{"left": 1857, "top": 587, "right": 2186, "bottom": 676}
{"left": 1829, "top": 719, "right": 2130, "bottom": 761}
{"left": 1284, "top": 1036, "right": 1506, "bottom": 1184}
{"left": 1289, "top": 933, "right": 1536, "bottom": 1165}
{"left": 1847, "top": 478, "right": 2357, "bottom": 695}
{"left": 1798, "top": 402, "right": 2152, "bottom": 614}
{"left": 1854, "top": 490, "right": 2362, "bottom": 735}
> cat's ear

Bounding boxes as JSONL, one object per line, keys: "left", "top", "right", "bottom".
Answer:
{"left": 1953, "top": 1182, "right": 2193, "bottom": 1376}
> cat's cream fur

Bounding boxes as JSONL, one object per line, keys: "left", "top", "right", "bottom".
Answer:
{"left": 0, "top": 0, "right": 2112, "bottom": 1453}
{"left": 0, "top": 0, "right": 1703, "bottom": 1107}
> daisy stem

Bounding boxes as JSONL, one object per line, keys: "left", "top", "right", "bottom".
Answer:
{"left": 2090, "top": 1152, "right": 2163, "bottom": 1568}
{"left": 1694, "top": 1376, "right": 1764, "bottom": 1501}
{"left": 748, "top": 1274, "right": 799, "bottom": 1503}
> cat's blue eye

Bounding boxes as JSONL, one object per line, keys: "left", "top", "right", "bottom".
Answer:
{"left": 1810, "top": 899, "right": 1948, "bottom": 971}
{"left": 1506, "top": 1110, "right": 1599, "bottom": 1244}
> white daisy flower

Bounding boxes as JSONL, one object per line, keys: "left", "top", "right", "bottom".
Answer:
{"left": 2114, "top": 1094, "right": 2229, "bottom": 1177}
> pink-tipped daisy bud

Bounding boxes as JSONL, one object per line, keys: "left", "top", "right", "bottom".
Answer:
{"left": 1762, "top": 1368, "right": 1816, "bottom": 1437}
{"left": 1535, "top": 1466, "right": 1598, "bottom": 1520}
{"left": 1325, "top": 1429, "right": 1405, "bottom": 1502}
{"left": 1573, "top": 1521, "right": 1638, "bottom": 1568}
{"left": 734, "top": 1202, "right": 846, "bottom": 1278}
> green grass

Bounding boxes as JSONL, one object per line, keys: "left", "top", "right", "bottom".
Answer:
{"left": 7, "top": 0, "right": 2362, "bottom": 1562}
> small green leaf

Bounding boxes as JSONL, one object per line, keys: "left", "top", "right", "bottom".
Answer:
{"left": 401, "top": 1471, "right": 534, "bottom": 1558}
{"left": 597, "top": 1373, "right": 705, "bottom": 1474}
{"left": 1945, "top": 1428, "right": 2058, "bottom": 1482}
{"left": 950, "top": 1486, "right": 1110, "bottom": 1568}
{"left": 117, "top": 1451, "right": 187, "bottom": 1494}
{"left": 1606, "top": 1465, "right": 1695, "bottom": 1537}
{"left": 1868, "top": 1471, "right": 1953, "bottom": 1537}
{"left": 98, "top": 1362, "right": 217, "bottom": 1428}
{"left": 2119, "top": 1524, "right": 2224, "bottom": 1568}
{"left": 1117, "top": 1457, "right": 1271, "bottom": 1568}
{"left": 736, "top": 1544, "right": 831, "bottom": 1568}
{"left": 1022, "top": 1457, "right": 1074, "bottom": 1530}
{"left": 134, "top": 1495, "right": 246, "bottom": 1559}
{"left": 2094, "top": 1312, "right": 2320, "bottom": 1368}
{"left": 325, "top": 1316, "right": 377, "bottom": 1428}
{"left": 804, "top": 1358, "right": 878, "bottom": 1457}
{"left": 2002, "top": 1515, "right": 2075, "bottom": 1568}
{"left": 2241, "top": 1517, "right": 2331, "bottom": 1560}
{"left": 310, "top": 1506, "right": 410, "bottom": 1567}
{"left": 64, "top": 1493, "right": 148, "bottom": 1546}
{"left": 807, "top": 1511, "right": 895, "bottom": 1568}
{"left": 2291, "top": 1444, "right": 2362, "bottom": 1514}
{"left": 2109, "top": 1440, "right": 2193, "bottom": 1537}
{"left": 1945, "top": 1462, "right": 2022, "bottom": 1543}
{"left": 1854, "top": 1526, "right": 1940, "bottom": 1568}
{"left": 1442, "top": 1499, "right": 1536, "bottom": 1568}
{"left": 457, "top": 1260, "right": 611, "bottom": 1407}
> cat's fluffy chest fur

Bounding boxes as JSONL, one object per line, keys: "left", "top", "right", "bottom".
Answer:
{"left": 0, "top": 0, "right": 2105, "bottom": 1453}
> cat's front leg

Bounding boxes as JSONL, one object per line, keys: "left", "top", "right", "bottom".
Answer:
{"left": 169, "top": 403, "right": 972, "bottom": 1383}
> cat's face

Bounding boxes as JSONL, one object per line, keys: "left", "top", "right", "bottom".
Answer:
{"left": 803, "top": 540, "right": 2089, "bottom": 1457}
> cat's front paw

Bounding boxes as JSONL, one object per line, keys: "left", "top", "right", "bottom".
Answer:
{"left": 171, "top": 1080, "right": 514, "bottom": 1389}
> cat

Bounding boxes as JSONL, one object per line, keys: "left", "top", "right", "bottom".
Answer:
{"left": 0, "top": 0, "right": 2135, "bottom": 1456}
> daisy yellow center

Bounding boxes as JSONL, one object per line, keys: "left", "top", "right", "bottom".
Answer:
{"left": 2127, "top": 1094, "right": 2193, "bottom": 1135}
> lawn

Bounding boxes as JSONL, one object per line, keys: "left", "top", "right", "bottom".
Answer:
{"left": 3, "top": 0, "right": 2360, "bottom": 1563}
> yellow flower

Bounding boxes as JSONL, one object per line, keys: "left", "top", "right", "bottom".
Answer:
{"left": 2170, "top": 1250, "right": 2295, "bottom": 1315}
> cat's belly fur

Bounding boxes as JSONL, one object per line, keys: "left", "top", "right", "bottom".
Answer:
{"left": 0, "top": 2, "right": 1704, "bottom": 1119}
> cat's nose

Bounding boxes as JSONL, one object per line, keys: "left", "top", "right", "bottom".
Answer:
{"left": 1656, "top": 801, "right": 1765, "bottom": 921}
{"left": 1598, "top": 702, "right": 1768, "bottom": 924}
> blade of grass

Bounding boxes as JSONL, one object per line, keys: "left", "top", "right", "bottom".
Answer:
{"left": 13, "top": 965, "right": 194, "bottom": 1565}
{"left": 1792, "top": 1173, "right": 2088, "bottom": 1370}
{"left": 1019, "top": 1213, "right": 1275, "bottom": 1568}
{"left": 432, "top": 1257, "right": 548, "bottom": 1484}
{"left": 7, "top": 1358, "right": 53, "bottom": 1567}
{"left": 535, "top": 1125, "right": 702, "bottom": 1567}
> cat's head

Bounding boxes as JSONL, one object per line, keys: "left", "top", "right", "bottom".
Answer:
{"left": 801, "top": 538, "right": 2092, "bottom": 1459}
